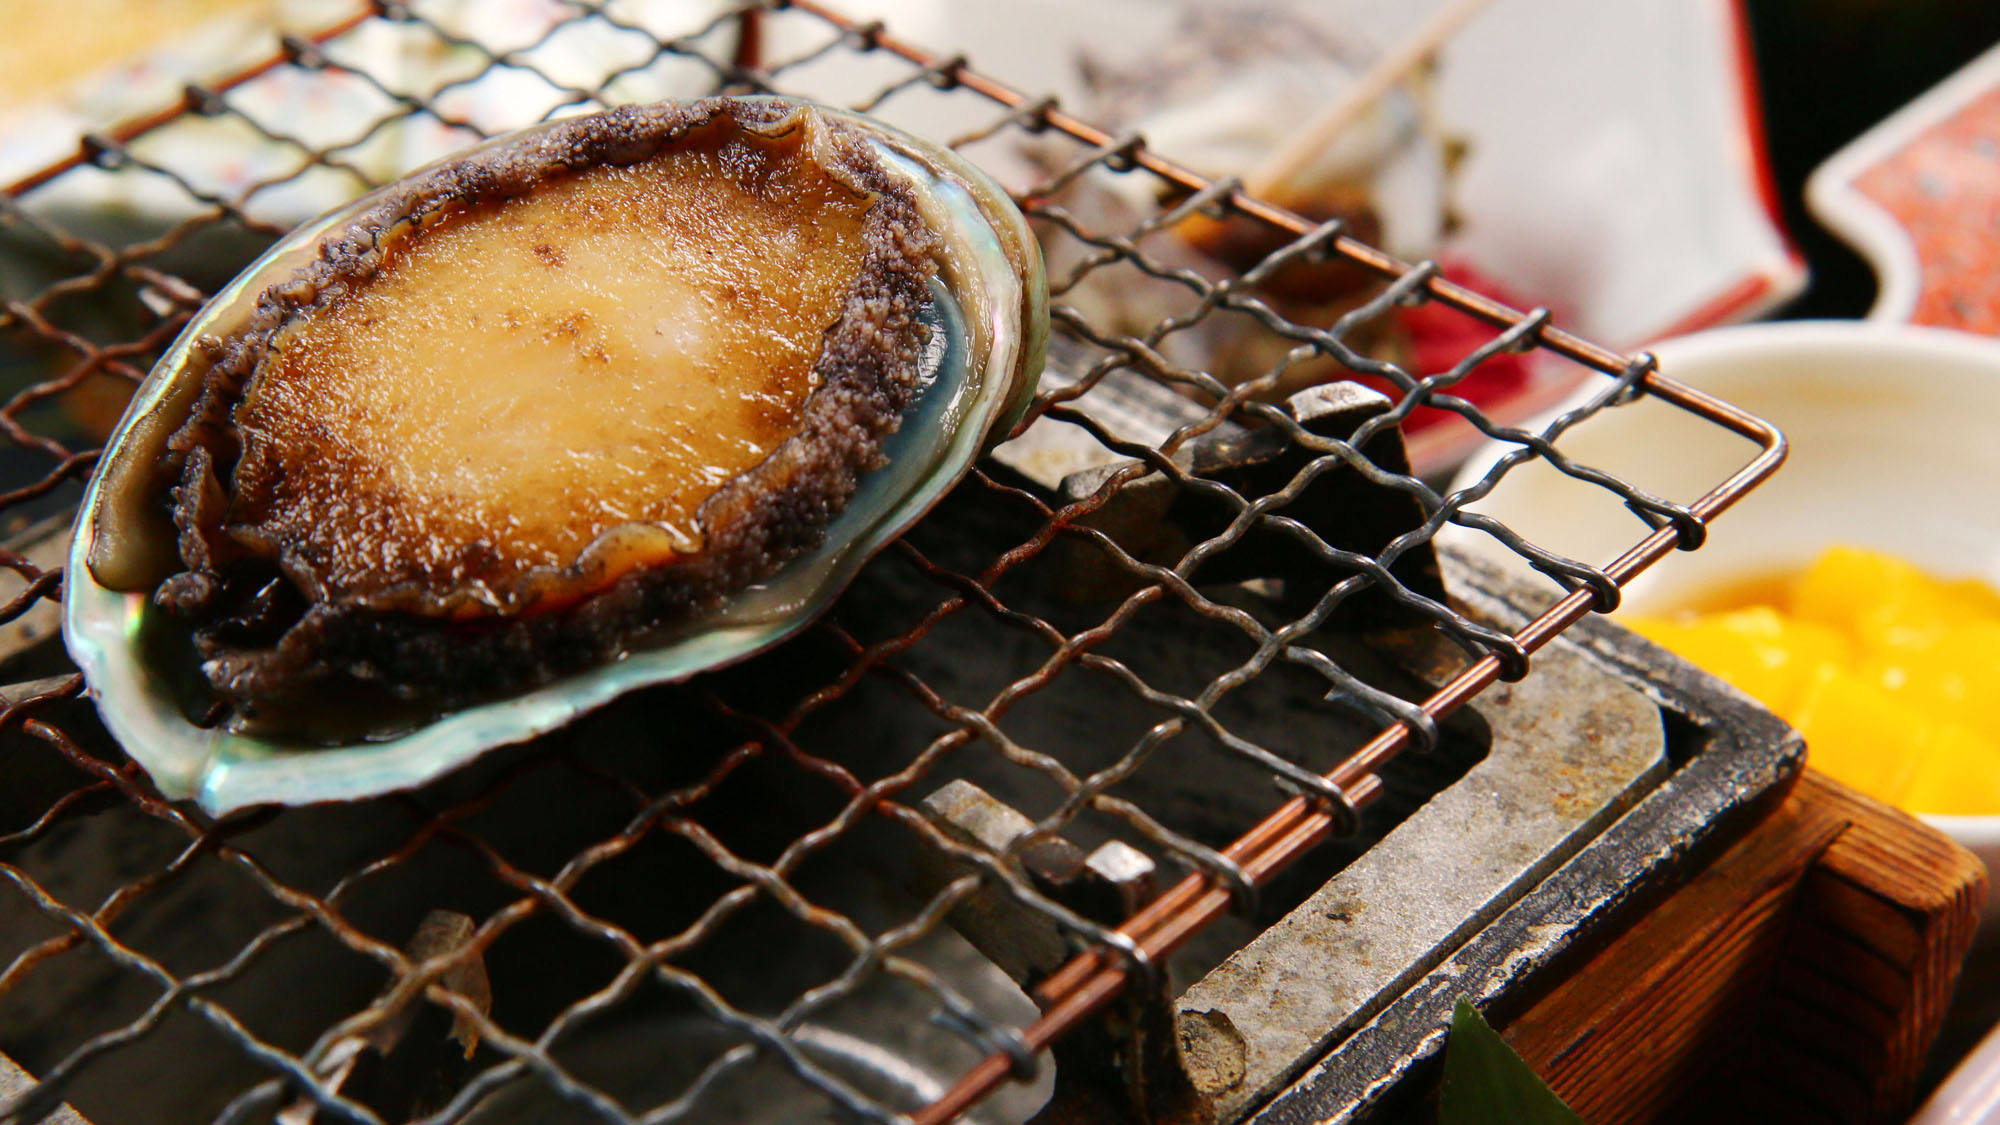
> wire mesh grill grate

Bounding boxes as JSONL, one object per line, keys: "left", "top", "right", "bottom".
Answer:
{"left": 0, "top": 3, "right": 1782, "bottom": 1123}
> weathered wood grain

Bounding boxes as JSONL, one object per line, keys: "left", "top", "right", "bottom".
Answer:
{"left": 1501, "top": 769, "right": 1986, "bottom": 1124}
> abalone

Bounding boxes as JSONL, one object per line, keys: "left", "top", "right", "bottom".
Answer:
{"left": 65, "top": 97, "right": 1046, "bottom": 811}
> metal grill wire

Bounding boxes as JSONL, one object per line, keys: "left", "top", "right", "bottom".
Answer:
{"left": 0, "top": 3, "right": 1784, "bottom": 1124}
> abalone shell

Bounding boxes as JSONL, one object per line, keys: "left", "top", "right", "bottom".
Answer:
{"left": 65, "top": 96, "right": 1046, "bottom": 809}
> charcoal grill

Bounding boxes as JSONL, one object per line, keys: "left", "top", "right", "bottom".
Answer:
{"left": 0, "top": 3, "right": 1791, "bottom": 1123}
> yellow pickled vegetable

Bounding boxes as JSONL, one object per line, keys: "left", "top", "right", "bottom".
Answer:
{"left": 1626, "top": 545, "right": 2000, "bottom": 815}
{"left": 1624, "top": 607, "right": 1848, "bottom": 716}
{"left": 1786, "top": 665, "right": 1921, "bottom": 806}
{"left": 1859, "top": 622, "right": 2000, "bottom": 745}
{"left": 1901, "top": 721, "right": 2000, "bottom": 817}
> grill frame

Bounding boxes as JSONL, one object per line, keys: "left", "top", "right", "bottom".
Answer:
{"left": 1220, "top": 550, "right": 1804, "bottom": 1124}
{"left": 0, "top": 3, "right": 1787, "bottom": 1123}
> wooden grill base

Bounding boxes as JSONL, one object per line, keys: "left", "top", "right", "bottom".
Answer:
{"left": 1504, "top": 767, "right": 1986, "bottom": 1124}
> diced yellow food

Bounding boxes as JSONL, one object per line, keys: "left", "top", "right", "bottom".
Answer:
{"left": 1787, "top": 545, "right": 1911, "bottom": 632}
{"left": 1790, "top": 544, "right": 1985, "bottom": 655}
{"left": 1861, "top": 621, "right": 2000, "bottom": 745}
{"left": 1901, "top": 721, "right": 2000, "bottom": 817}
{"left": 1787, "top": 664, "right": 1923, "bottom": 806}
{"left": 1625, "top": 607, "right": 1849, "bottom": 716}
{"left": 1632, "top": 545, "right": 2000, "bottom": 816}
{"left": 1942, "top": 576, "right": 2000, "bottom": 620}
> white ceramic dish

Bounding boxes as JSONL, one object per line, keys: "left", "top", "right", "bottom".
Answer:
{"left": 1445, "top": 321, "right": 2000, "bottom": 900}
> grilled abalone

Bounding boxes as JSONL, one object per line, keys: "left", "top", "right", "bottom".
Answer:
{"left": 66, "top": 97, "right": 1046, "bottom": 811}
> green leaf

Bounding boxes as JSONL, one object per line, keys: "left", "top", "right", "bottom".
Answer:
{"left": 1439, "top": 998, "right": 1584, "bottom": 1125}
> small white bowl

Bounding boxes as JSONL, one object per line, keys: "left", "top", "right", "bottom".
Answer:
{"left": 1446, "top": 320, "right": 2000, "bottom": 890}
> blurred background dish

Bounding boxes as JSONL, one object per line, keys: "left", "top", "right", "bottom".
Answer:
{"left": 1808, "top": 40, "right": 2000, "bottom": 331}
{"left": 800, "top": 0, "right": 1806, "bottom": 350}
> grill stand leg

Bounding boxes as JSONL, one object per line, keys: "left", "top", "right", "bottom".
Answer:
{"left": 917, "top": 781, "right": 1207, "bottom": 1123}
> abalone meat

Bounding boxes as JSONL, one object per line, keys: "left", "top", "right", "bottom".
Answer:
{"left": 65, "top": 96, "right": 1046, "bottom": 812}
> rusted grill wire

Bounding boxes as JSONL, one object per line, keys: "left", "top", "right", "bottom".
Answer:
{"left": 0, "top": 2, "right": 1784, "bottom": 1123}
